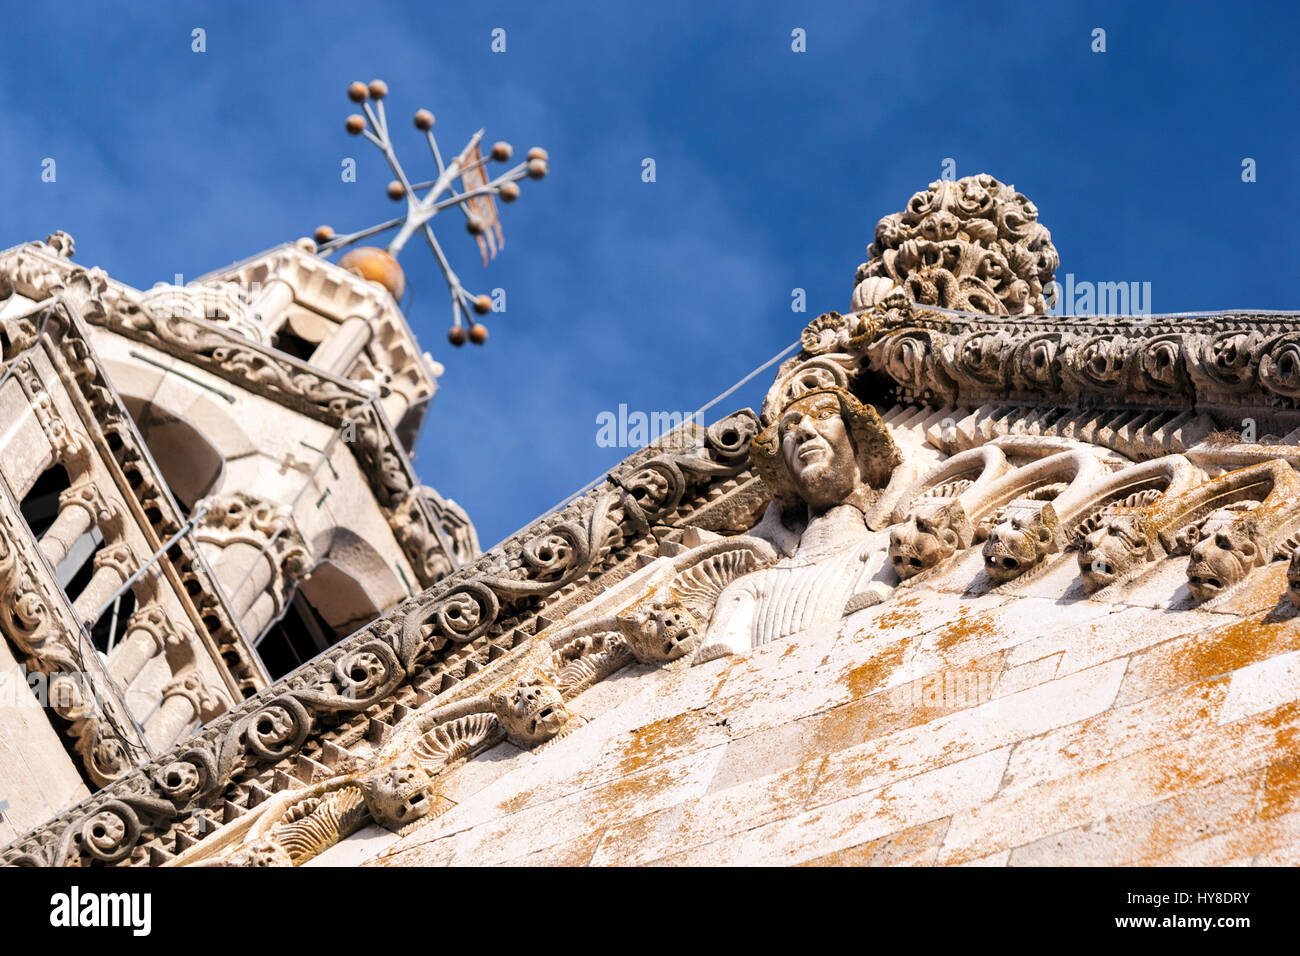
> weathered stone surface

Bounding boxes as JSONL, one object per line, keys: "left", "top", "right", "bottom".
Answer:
{"left": 9, "top": 174, "right": 1300, "bottom": 868}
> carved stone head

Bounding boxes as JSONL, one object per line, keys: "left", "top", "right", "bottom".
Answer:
{"left": 982, "top": 505, "right": 1059, "bottom": 583}
{"left": 889, "top": 500, "right": 971, "bottom": 580}
{"left": 616, "top": 594, "right": 702, "bottom": 663}
{"left": 1078, "top": 511, "right": 1159, "bottom": 590}
{"left": 751, "top": 387, "right": 901, "bottom": 520}
{"left": 359, "top": 763, "right": 435, "bottom": 831}
{"left": 217, "top": 838, "right": 293, "bottom": 867}
{"left": 489, "top": 671, "right": 571, "bottom": 748}
{"left": 1186, "top": 517, "right": 1269, "bottom": 603}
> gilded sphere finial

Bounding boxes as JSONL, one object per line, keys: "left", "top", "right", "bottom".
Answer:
{"left": 339, "top": 246, "right": 406, "bottom": 300}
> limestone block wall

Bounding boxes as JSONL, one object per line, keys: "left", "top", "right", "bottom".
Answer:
{"left": 345, "top": 546, "right": 1298, "bottom": 867}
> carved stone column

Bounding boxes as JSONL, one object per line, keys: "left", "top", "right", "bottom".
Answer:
{"left": 72, "top": 543, "right": 135, "bottom": 625}
{"left": 194, "top": 492, "right": 313, "bottom": 641}
{"left": 106, "top": 603, "right": 174, "bottom": 685}
{"left": 211, "top": 540, "right": 275, "bottom": 615}
{"left": 247, "top": 277, "right": 295, "bottom": 333}
{"left": 38, "top": 480, "right": 116, "bottom": 568}
{"left": 242, "top": 590, "right": 281, "bottom": 638}
{"left": 310, "top": 315, "right": 372, "bottom": 376}
{"left": 144, "top": 672, "right": 224, "bottom": 748}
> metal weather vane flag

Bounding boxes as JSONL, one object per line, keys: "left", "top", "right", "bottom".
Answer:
{"left": 312, "top": 79, "right": 548, "bottom": 347}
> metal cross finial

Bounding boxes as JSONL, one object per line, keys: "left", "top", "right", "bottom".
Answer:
{"left": 313, "top": 79, "right": 549, "bottom": 346}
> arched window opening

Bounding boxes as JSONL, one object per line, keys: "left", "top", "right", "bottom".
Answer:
{"left": 19, "top": 463, "right": 71, "bottom": 540}
{"left": 121, "top": 398, "right": 224, "bottom": 516}
{"left": 254, "top": 563, "right": 383, "bottom": 680}
{"left": 256, "top": 590, "right": 335, "bottom": 680}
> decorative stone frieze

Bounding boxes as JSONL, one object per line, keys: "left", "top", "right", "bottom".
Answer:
{"left": 0, "top": 408, "right": 760, "bottom": 865}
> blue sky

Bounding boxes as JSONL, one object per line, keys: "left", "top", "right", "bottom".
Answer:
{"left": 2, "top": 1, "right": 1297, "bottom": 549}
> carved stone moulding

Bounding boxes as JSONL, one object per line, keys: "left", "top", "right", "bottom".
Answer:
{"left": 852, "top": 174, "right": 1060, "bottom": 317}
{"left": 773, "top": 296, "right": 1300, "bottom": 433}
{"left": 0, "top": 407, "right": 761, "bottom": 867}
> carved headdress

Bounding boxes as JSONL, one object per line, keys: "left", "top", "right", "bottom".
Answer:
{"left": 750, "top": 386, "right": 902, "bottom": 518}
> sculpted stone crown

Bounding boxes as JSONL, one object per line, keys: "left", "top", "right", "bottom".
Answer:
{"left": 853, "top": 173, "right": 1059, "bottom": 316}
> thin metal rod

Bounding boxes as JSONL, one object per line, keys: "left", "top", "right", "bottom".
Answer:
{"left": 87, "top": 504, "right": 211, "bottom": 625}
{"left": 489, "top": 338, "right": 802, "bottom": 550}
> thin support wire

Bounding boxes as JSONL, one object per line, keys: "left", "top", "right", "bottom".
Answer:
{"left": 85, "top": 503, "right": 212, "bottom": 626}
{"left": 490, "top": 338, "right": 802, "bottom": 550}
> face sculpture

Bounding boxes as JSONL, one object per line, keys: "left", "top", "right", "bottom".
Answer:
{"left": 489, "top": 672, "right": 571, "bottom": 748}
{"left": 616, "top": 595, "right": 702, "bottom": 663}
{"left": 777, "top": 394, "right": 864, "bottom": 514}
{"left": 1186, "top": 521, "right": 1267, "bottom": 603}
{"left": 751, "top": 387, "right": 902, "bottom": 523}
{"left": 359, "top": 763, "right": 436, "bottom": 831}
{"left": 1078, "top": 513, "right": 1157, "bottom": 591}
{"left": 982, "top": 505, "right": 1059, "bottom": 584}
{"left": 889, "top": 501, "right": 970, "bottom": 580}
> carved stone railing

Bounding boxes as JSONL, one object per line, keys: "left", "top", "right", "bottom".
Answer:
{"left": 0, "top": 472, "right": 151, "bottom": 788}
{"left": 0, "top": 408, "right": 764, "bottom": 865}
{"left": 0, "top": 239, "right": 467, "bottom": 587}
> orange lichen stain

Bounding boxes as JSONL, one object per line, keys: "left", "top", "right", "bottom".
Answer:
{"left": 593, "top": 754, "right": 703, "bottom": 829}
{"left": 1119, "top": 771, "right": 1265, "bottom": 866}
{"left": 840, "top": 640, "right": 907, "bottom": 701}
{"left": 521, "top": 828, "right": 605, "bottom": 867}
{"left": 1261, "top": 758, "right": 1300, "bottom": 819}
{"left": 1212, "top": 563, "right": 1289, "bottom": 616}
{"left": 617, "top": 710, "right": 712, "bottom": 778}
{"left": 810, "top": 695, "right": 892, "bottom": 755}
{"left": 1126, "top": 611, "right": 1300, "bottom": 698}
{"left": 1149, "top": 700, "right": 1300, "bottom": 802}
{"left": 798, "top": 817, "right": 947, "bottom": 867}
{"left": 497, "top": 785, "right": 542, "bottom": 817}
{"left": 932, "top": 604, "right": 1000, "bottom": 653}
{"left": 864, "top": 593, "right": 928, "bottom": 635}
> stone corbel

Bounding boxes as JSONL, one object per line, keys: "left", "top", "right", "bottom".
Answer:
{"left": 888, "top": 444, "right": 1013, "bottom": 582}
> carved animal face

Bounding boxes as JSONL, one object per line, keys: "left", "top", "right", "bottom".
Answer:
{"left": 982, "top": 507, "right": 1058, "bottom": 583}
{"left": 889, "top": 502, "right": 967, "bottom": 580}
{"left": 219, "top": 838, "right": 293, "bottom": 867}
{"left": 1186, "top": 524, "right": 1265, "bottom": 603}
{"left": 359, "top": 763, "right": 435, "bottom": 831}
{"left": 1078, "top": 513, "right": 1155, "bottom": 590}
{"left": 777, "top": 394, "right": 862, "bottom": 512}
{"left": 616, "top": 596, "right": 701, "bottom": 663}
{"left": 489, "top": 672, "right": 570, "bottom": 747}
